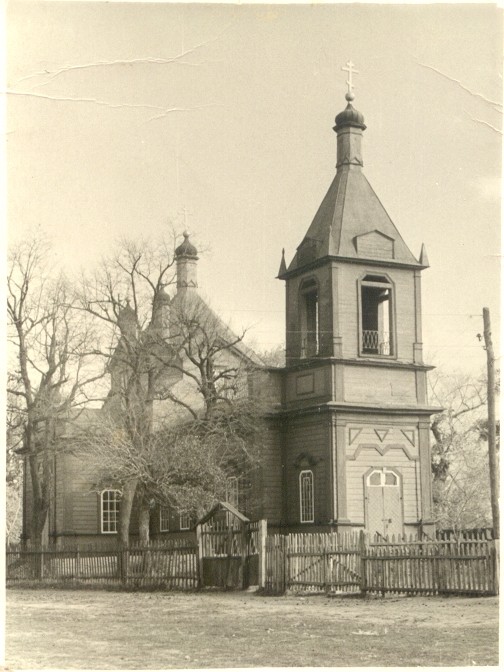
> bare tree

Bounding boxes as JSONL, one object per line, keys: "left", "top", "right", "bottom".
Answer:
{"left": 428, "top": 369, "right": 498, "bottom": 530}
{"left": 7, "top": 238, "right": 103, "bottom": 546}
{"left": 76, "top": 236, "right": 263, "bottom": 545}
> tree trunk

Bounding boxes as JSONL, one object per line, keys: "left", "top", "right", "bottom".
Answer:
{"left": 138, "top": 495, "right": 152, "bottom": 574}
{"left": 138, "top": 497, "right": 151, "bottom": 546}
{"left": 119, "top": 479, "right": 137, "bottom": 547}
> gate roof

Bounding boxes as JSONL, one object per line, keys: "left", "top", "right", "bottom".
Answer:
{"left": 196, "top": 501, "right": 250, "bottom": 526}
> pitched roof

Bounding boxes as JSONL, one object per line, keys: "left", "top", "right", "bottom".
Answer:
{"left": 170, "top": 290, "right": 265, "bottom": 368}
{"left": 284, "top": 166, "right": 422, "bottom": 275}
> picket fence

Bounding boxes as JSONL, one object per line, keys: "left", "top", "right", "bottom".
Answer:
{"left": 6, "top": 538, "right": 198, "bottom": 589}
{"left": 6, "top": 530, "right": 499, "bottom": 596}
{"left": 265, "top": 531, "right": 499, "bottom": 596}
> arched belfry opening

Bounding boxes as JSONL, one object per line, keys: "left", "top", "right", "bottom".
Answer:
{"left": 360, "top": 274, "right": 393, "bottom": 356}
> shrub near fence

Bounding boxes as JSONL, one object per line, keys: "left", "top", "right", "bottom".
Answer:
{"left": 265, "top": 531, "right": 499, "bottom": 597}
{"left": 6, "top": 539, "right": 199, "bottom": 589}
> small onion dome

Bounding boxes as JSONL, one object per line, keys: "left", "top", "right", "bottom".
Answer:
{"left": 175, "top": 231, "right": 198, "bottom": 258}
{"left": 154, "top": 287, "right": 171, "bottom": 305}
{"left": 334, "top": 93, "right": 366, "bottom": 132}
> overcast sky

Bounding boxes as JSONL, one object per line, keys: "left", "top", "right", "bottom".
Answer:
{"left": 7, "top": 1, "right": 502, "bottom": 376}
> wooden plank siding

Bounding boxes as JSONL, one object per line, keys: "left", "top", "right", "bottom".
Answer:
{"left": 344, "top": 367, "right": 417, "bottom": 405}
{"left": 259, "top": 421, "right": 283, "bottom": 524}
{"left": 284, "top": 415, "right": 331, "bottom": 526}
{"left": 344, "top": 421, "right": 421, "bottom": 526}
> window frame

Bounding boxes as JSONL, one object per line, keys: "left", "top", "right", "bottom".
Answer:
{"left": 100, "top": 489, "right": 121, "bottom": 534}
{"left": 299, "top": 469, "right": 315, "bottom": 524}
{"left": 366, "top": 467, "right": 401, "bottom": 488}
{"left": 358, "top": 273, "right": 396, "bottom": 359}
{"left": 159, "top": 506, "right": 170, "bottom": 532}
{"left": 179, "top": 513, "right": 191, "bottom": 531}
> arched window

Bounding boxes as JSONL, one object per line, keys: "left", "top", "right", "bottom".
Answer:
{"left": 360, "top": 275, "right": 394, "bottom": 356}
{"left": 367, "top": 468, "right": 399, "bottom": 487}
{"left": 100, "top": 490, "right": 121, "bottom": 534}
{"left": 299, "top": 470, "right": 314, "bottom": 523}
{"left": 299, "top": 278, "right": 319, "bottom": 358}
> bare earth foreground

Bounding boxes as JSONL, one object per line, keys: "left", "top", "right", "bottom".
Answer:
{"left": 5, "top": 588, "right": 499, "bottom": 669}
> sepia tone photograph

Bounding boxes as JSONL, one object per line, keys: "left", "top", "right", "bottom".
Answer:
{"left": 5, "top": 1, "right": 501, "bottom": 669}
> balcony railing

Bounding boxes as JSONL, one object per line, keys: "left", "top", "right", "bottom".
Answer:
{"left": 362, "top": 330, "right": 391, "bottom": 355}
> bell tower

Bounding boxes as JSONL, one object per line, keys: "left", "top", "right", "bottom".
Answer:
{"left": 275, "top": 65, "right": 439, "bottom": 537}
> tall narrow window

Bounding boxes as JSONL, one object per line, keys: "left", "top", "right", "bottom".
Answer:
{"left": 360, "top": 275, "right": 393, "bottom": 355}
{"left": 159, "top": 506, "right": 170, "bottom": 532}
{"left": 299, "top": 470, "right": 314, "bottom": 523}
{"left": 101, "top": 490, "right": 121, "bottom": 534}
{"left": 300, "top": 278, "right": 319, "bottom": 357}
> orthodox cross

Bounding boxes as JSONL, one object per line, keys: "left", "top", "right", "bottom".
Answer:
{"left": 178, "top": 206, "right": 193, "bottom": 230}
{"left": 342, "top": 61, "right": 359, "bottom": 94}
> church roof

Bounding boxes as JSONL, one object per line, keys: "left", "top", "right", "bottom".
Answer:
{"left": 284, "top": 169, "right": 422, "bottom": 274}
{"left": 170, "top": 290, "right": 265, "bottom": 368}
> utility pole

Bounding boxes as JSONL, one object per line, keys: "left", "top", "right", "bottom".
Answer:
{"left": 483, "top": 307, "right": 499, "bottom": 539}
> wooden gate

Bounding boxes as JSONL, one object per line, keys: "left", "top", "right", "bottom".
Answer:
{"left": 195, "top": 502, "right": 266, "bottom": 589}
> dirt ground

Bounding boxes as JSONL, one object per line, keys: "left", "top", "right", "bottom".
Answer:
{"left": 4, "top": 587, "right": 499, "bottom": 669}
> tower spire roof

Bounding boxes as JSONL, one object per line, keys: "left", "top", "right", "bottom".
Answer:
{"left": 280, "top": 66, "right": 422, "bottom": 277}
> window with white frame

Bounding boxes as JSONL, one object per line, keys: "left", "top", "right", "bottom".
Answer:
{"left": 159, "top": 506, "right": 170, "bottom": 532}
{"left": 179, "top": 513, "right": 191, "bottom": 530}
{"left": 101, "top": 490, "right": 121, "bottom": 534}
{"left": 367, "top": 468, "right": 399, "bottom": 487}
{"left": 299, "top": 470, "right": 314, "bottom": 523}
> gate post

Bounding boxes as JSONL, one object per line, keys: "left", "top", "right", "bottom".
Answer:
{"left": 258, "top": 520, "right": 267, "bottom": 589}
{"left": 195, "top": 523, "right": 204, "bottom": 589}
{"left": 359, "top": 530, "right": 367, "bottom": 594}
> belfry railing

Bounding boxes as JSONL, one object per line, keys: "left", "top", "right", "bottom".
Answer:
{"left": 362, "top": 330, "right": 390, "bottom": 355}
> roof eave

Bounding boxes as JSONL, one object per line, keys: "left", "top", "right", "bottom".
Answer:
{"left": 278, "top": 254, "right": 427, "bottom": 280}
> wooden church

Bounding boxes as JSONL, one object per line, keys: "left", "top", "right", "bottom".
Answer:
{"left": 21, "top": 77, "right": 439, "bottom": 545}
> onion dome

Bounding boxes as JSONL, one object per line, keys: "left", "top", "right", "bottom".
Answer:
{"left": 334, "top": 92, "right": 366, "bottom": 132}
{"left": 154, "top": 287, "right": 171, "bottom": 305}
{"left": 175, "top": 231, "right": 198, "bottom": 258}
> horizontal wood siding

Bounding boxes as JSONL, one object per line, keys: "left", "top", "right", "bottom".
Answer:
{"left": 344, "top": 422, "right": 420, "bottom": 525}
{"left": 68, "top": 456, "right": 101, "bottom": 535}
{"left": 284, "top": 416, "right": 330, "bottom": 525}
{"left": 260, "top": 422, "right": 283, "bottom": 524}
{"left": 344, "top": 366, "right": 417, "bottom": 405}
{"left": 284, "top": 366, "right": 331, "bottom": 405}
